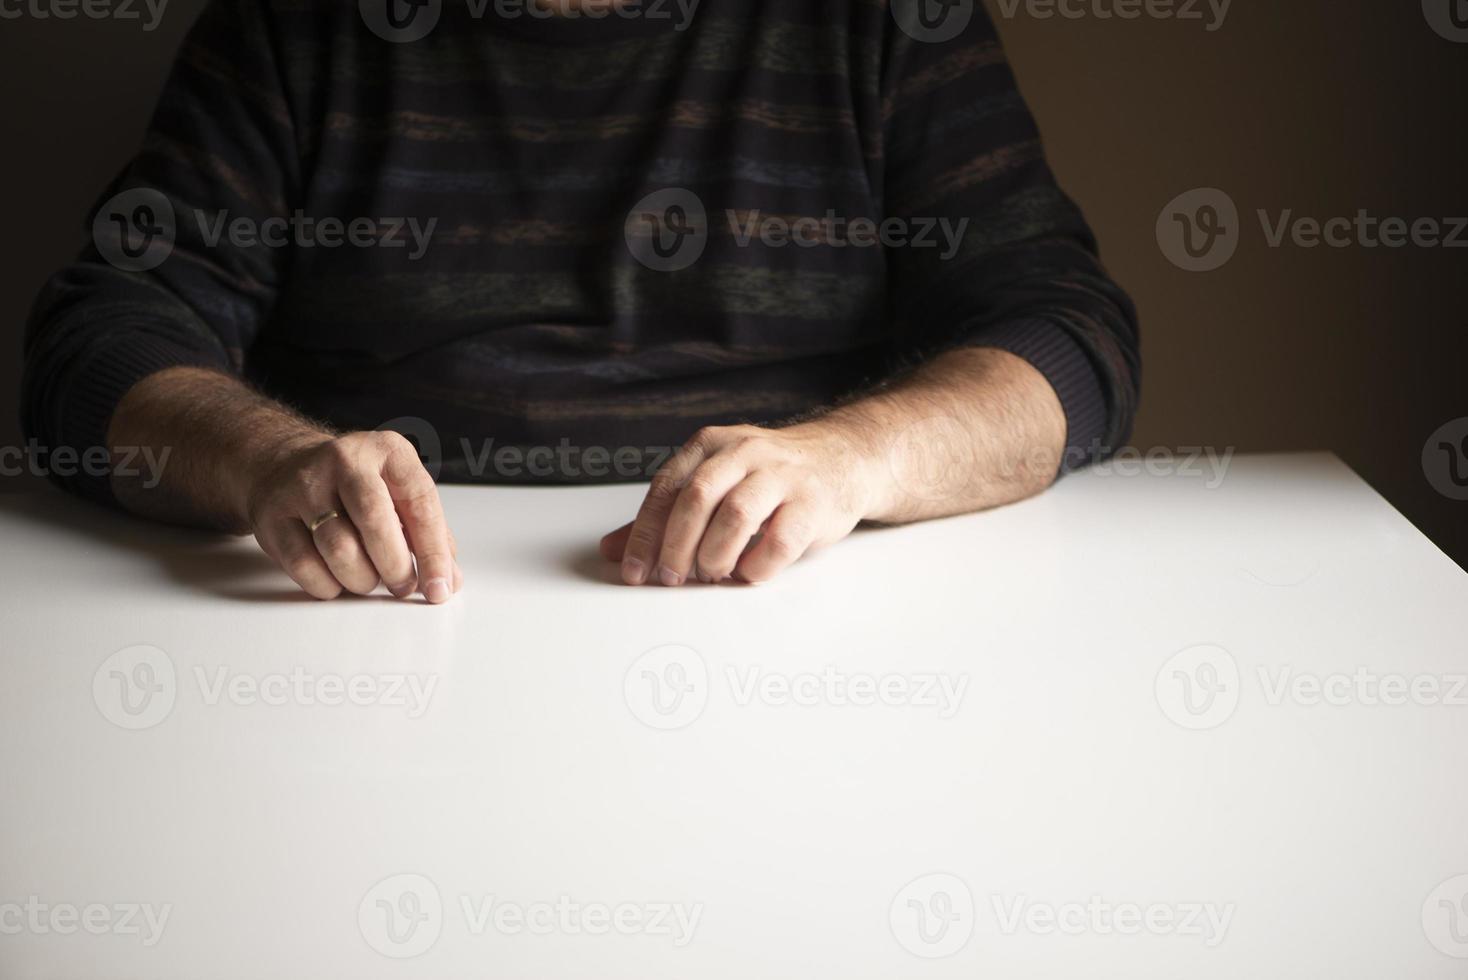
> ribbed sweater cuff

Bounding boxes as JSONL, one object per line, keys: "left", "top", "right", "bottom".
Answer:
{"left": 55, "top": 330, "right": 224, "bottom": 505}
{"left": 961, "top": 317, "right": 1110, "bottom": 476}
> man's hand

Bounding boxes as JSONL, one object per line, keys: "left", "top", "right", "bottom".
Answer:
{"left": 243, "top": 431, "right": 462, "bottom": 602}
{"left": 599, "top": 422, "right": 878, "bottom": 586}
{"left": 108, "top": 366, "right": 461, "bottom": 603}
{"left": 601, "top": 347, "right": 1067, "bottom": 586}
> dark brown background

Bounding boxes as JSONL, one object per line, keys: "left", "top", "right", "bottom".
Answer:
{"left": 1, "top": 0, "right": 1464, "bottom": 566}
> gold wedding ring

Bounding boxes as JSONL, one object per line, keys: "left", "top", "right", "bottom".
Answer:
{"left": 307, "top": 509, "right": 342, "bottom": 533}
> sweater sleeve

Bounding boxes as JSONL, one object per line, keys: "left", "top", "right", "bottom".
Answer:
{"left": 880, "top": 2, "right": 1141, "bottom": 472}
{"left": 20, "top": 0, "right": 298, "bottom": 504}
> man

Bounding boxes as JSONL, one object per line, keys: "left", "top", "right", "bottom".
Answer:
{"left": 21, "top": 0, "right": 1140, "bottom": 602}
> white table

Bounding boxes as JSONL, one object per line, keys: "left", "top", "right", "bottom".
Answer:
{"left": 1, "top": 452, "right": 1465, "bottom": 979}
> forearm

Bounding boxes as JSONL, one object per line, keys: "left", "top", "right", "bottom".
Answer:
{"left": 795, "top": 347, "right": 1067, "bottom": 525}
{"left": 106, "top": 366, "right": 333, "bottom": 532}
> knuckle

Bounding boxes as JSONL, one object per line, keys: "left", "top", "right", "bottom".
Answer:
{"left": 681, "top": 475, "right": 720, "bottom": 508}
{"left": 687, "top": 426, "right": 719, "bottom": 450}
{"left": 765, "top": 527, "right": 807, "bottom": 559}
{"left": 719, "top": 494, "right": 759, "bottom": 527}
{"left": 647, "top": 472, "right": 681, "bottom": 502}
{"left": 317, "top": 534, "right": 356, "bottom": 565}
{"left": 399, "top": 489, "right": 443, "bottom": 526}
{"left": 372, "top": 429, "right": 412, "bottom": 453}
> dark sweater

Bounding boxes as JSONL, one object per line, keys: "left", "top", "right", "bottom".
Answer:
{"left": 21, "top": 0, "right": 1140, "bottom": 499}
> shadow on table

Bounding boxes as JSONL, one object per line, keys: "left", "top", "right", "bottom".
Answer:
{"left": 0, "top": 488, "right": 398, "bottom": 604}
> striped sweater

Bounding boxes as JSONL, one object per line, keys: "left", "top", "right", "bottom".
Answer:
{"left": 22, "top": 0, "right": 1140, "bottom": 498}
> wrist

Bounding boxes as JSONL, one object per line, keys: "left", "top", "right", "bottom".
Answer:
{"left": 230, "top": 426, "right": 333, "bottom": 528}
{"left": 786, "top": 412, "right": 896, "bottom": 523}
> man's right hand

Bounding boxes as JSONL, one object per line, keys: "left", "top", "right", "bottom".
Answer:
{"left": 243, "top": 431, "right": 461, "bottom": 602}
{"left": 107, "top": 367, "right": 461, "bottom": 603}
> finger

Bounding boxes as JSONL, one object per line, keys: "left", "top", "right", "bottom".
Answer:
{"left": 380, "top": 438, "right": 455, "bottom": 604}
{"left": 734, "top": 501, "right": 820, "bottom": 584}
{"left": 339, "top": 473, "right": 417, "bottom": 598}
{"left": 309, "top": 510, "right": 381, "bottom": 596}
{"left": 619, "top": 435, "right": 714, "bottom": 586}
{"left": 656, "top": 458, "right": 750, "bottom": 585}
{"left": 600, "top": 522, "right": 633, "bottom": 562}
{"left": 259, "top": 518, "right": 344, "bottom": 600}
{"left": 696, "top": 472, "right": 785, "bottom": 583}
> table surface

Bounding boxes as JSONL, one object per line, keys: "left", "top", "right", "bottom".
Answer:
{"left": 1, "top": 452, "right": 1465, "bottom": 979}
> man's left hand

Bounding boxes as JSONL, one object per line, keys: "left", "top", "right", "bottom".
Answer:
{"left": 599, "top": 422, "right": 880, "bottom": 586}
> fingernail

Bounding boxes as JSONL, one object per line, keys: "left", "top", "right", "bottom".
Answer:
{"left": 695, "top": 567, "right": 713, "bottom": 584}
{"left": 389, "top": 579, "right": 416, "bottom": 598}
{"left": 424, "top": 577, "right": 451, "bottom": 603}
{"left": 622, "top": 557, "right": 646, "bottom": 585}
{"left": 658, "top": 565, "right": 682, "bottom": 587}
